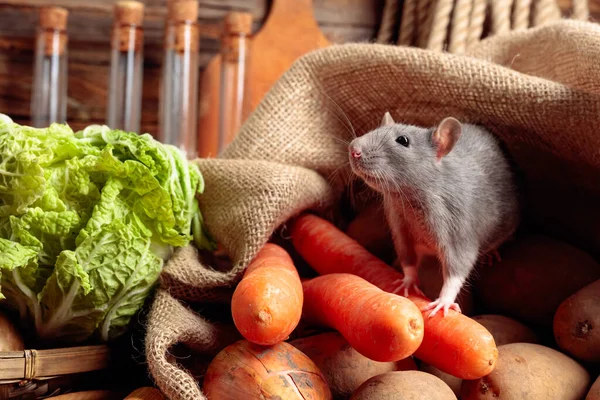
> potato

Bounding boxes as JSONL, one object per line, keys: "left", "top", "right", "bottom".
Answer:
{"left": 350, "top": 371, "right": 457, "bottom": 400}
{"left": 419, "top": 315, "right": 536, "bottom": 400}
{"left": 461, "top": 343, "right": 590, "bottom": 400}
{"left": 418, "top": 255, "right": 475, "bottom": 316}
{"left": 291, "top": 332, "right": 417, "bottom": 399}
{"left": 471, "top": 314, "right": 538, "bottom": 346}
{"left": 0, "top": 310, "right": 24, "bottom": 351}
{"left": 554, "top": 279, "right": 600, "bottom": 363}
{"left": 420, "top": 362, "right": 463, "bottom": 398}
{"left": 586, "top": 376, "right": 600, "bottom": 400}
{"left": 202, "top": 339, "right": 331, "bottom": 399}
{"left": 473, "top": 234, "right": 600, "bottom": 327}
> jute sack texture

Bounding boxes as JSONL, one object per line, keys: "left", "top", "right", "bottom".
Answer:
{"left": 145, "top": 20, "right": 600, "bottom": 399}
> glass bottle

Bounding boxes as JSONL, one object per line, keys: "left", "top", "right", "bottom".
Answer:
{"left": 217, "top": 11, "right": 252, "bottom": 154}
{"left": 107, "top": 0, "right": 145, "bottom": 133}
{"left": 30, "top": 6, "right": 68, "bottom": 127}
{"left": 158, "top": 0, "right": 200, "bottom": 158}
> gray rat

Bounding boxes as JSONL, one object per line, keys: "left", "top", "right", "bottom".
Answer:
{"left": 348, "top": 112, "right": 520, "bottom": 317}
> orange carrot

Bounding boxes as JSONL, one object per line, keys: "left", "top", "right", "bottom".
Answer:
{"left": 231, "top": 243, "right": 303, "bottom": 346}
{"left": 290, "top": 213, "right": 498, "bottom": 380}
{"left": 302, "top": 273, "right": 424, "bottom": 362}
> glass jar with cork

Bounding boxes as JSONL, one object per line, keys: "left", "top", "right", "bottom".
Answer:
{"left": 158, "top": 0, "right": 200, "bottom": 158}
{"left": 30, "top": 6, "right": 69, "bottom": 128}
{"left": 106, "top": 0, "right": 145, "bottom": 133}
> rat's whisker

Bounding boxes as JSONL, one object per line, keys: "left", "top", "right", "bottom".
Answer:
{"left": 329, "top": 134, "right": 351, "bottom": 147}
{"left": 327, "top": 161, "right": 351, "bottom": 186}
{"left": 383, "top": 170, "right": 410, "bottom": 216}
{"left": 373, "top": 138, "right": 391, "bottom": 153}
{"left": 388, "top": 173, "right": 422, "bottom": 217}
{"left": 348, "top": 176, "right": 358, "bottom": 209}
{"left": 315, "top": 86, "right": 357, "bottom": 139}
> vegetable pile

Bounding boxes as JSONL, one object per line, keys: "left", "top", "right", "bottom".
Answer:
{"left": 199, "top": 211, "right": 600, "bottom": 400}
{"left": 0, "top": 115, "right": 213, "bottom": 344}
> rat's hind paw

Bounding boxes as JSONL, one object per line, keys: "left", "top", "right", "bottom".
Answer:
{"left": 422, "top": 298, "right": 461, "bottom": 318}
{"left": 391, "top": 277, "right": 424, "bottom": 297}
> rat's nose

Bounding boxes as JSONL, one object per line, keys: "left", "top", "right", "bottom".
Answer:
{"left": 349, "top": 145, "right": 362, "bottom": 159}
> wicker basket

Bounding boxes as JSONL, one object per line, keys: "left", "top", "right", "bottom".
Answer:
{"left": 0, "top": 345, "right": 117, "bottom": 399}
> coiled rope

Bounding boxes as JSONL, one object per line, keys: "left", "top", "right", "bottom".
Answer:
{"left": 377, "top": 0, "right": 590, "bottom": 52}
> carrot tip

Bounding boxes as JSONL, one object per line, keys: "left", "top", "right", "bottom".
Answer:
{"left": 409, "top": 318, "right": 421, "bottom": 332}
{"left": 257, "top": 310, "right": 272, "bottom": 325}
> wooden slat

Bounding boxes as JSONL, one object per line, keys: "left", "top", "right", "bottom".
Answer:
{"left": 0, "top": 351, "right": 25, "bottom": 380}
{"left": 0, "top": 345, "right": 114, "bottom": 381}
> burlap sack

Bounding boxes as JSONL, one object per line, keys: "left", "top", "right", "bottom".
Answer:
{"left": 146, "top": 20, "right": 600, "bottom": 399}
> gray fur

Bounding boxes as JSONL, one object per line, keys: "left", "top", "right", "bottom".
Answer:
{"left": 348, "top": 119, "right": 520, "bottom": 311}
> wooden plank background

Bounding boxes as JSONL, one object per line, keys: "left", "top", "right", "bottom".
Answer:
{"left": 0, "top": 0, "right": 597, "bottom": 135}
{"left": 0, "top": 0, "right": 385, "bottom": 135}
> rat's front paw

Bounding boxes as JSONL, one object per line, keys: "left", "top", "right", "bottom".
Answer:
{"left": 391, "top": 277, "right": 424, "bottom": 297}
{"left": 422, "top": 298, "right": 461, "bottom": 318}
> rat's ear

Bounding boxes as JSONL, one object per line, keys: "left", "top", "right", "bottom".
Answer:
{"left": 380, "top": 112, "right": 395, "bottom": 127}
{"left": 432, "top": 117, "right": 462, "bottom": 160}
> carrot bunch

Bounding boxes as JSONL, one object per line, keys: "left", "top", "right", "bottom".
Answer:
{"left": 289, "top": 213, "right": 498, "bottom": 380}
{"left": 230, "top": 212, "right": 497, "bottom": 381}
{"left": 231, "top": 241, "right": 425, "bottom": 361}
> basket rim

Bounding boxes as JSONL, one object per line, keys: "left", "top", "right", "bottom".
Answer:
{"left": 0, "top": 344, "right": 115, "bottom": 382}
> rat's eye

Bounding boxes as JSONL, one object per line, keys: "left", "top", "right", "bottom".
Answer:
{"left": 396, "top": 135, "right": 410, "bottom": 147}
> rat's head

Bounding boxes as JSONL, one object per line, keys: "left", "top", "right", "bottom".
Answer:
{"left": 348, "top": 112, "right": 462, "bottom": 194}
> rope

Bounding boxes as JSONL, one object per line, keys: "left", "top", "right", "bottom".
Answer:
{"left": 398, "top": 0, "right": 417, "bottom": 46}
{"left": 491, "top": 0, "right": 513, "bottom": 34}
{"left": 427, "top": 0, "right": 454, "bottom": 51}
{"left": 449, "top": 0, "right": 473, "bottom": 53}
{"left": 532, "top": 0, "right": 562, "bottom": 26}
{"left": 466, "top": 0, "right": 487, "bottom": 51}
{"left": 394, "top": 0, "right": 570, "bottom": 52}
{"left": 416, "top": 0, "right": 434, "bottom": 48}
{"left": 572, "top": 0, "right": 589, "bottom": 20}
{"left": 24, "top": 349, "right": 37, "bottom": 380}
{"left": 512, "top": 0, "right": 533, "bottom": 30}
{"left": 377, "top": 0, "right": 400, "bottom": 43}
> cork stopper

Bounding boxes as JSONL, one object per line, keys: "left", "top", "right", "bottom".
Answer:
{"left": 114, "top": 1, "right": 145, "bottom": 26}
{"left": 223, "top": 12, "right": 253, "bottom": 36}
{"left": 39, "top": 6, "right": 68, "bottom": 31}
{"left": 168, "top": 0, "right": 199, "bottom": 22}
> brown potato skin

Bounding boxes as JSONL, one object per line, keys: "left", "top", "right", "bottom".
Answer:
{"left": 586, "top": 376, "right": 600, "bottom": 400}
{"left": 0, "top": 310, "right": 24, "bottom": 351}
{"left": 420, "top": 362, "right": 463, "bottom": 398}
{"left": 420, "top": 315, "right": 538, "bottom": 398}
{"left": 461, "top": 343, "right": 590, "bottom": 400}
{"left": 474, "top": 234, "right": 600, "bottom": 327}
{"left": 554, "top": 279, "right": 600, "bottom": 363}
{"left": 471, "top": 315, "right": 538, "bottom": 346}
{"left": 291, "top": 332, "right": 417, "bottom": 399}
{"left": 351, "top": 371, "right": 457, "bottom": 400}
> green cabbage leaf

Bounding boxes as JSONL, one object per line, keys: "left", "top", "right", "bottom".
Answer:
{"left": 0, "top": 115, "right": 214, "bottom": 344}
